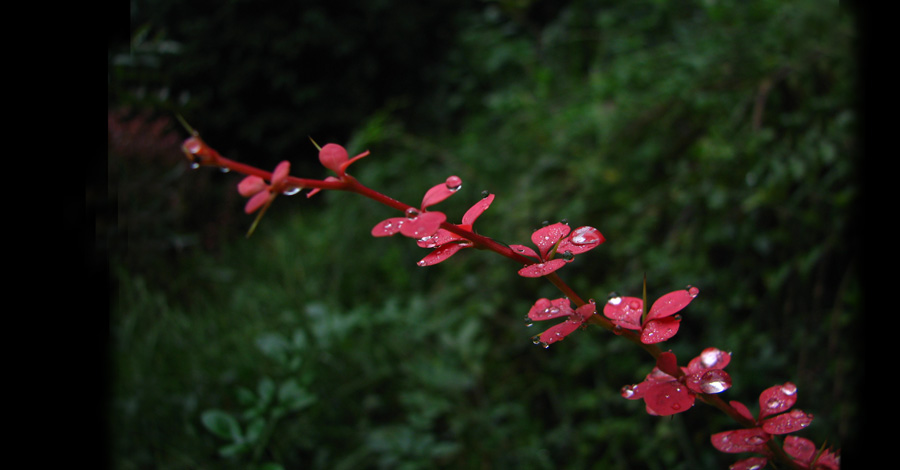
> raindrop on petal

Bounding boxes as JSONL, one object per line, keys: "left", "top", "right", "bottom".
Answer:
{"left": 698, "top": 369, "right": 732, "bottom": 394}
{"left": 445, "top": 175, "right": 462, "bottom": 191}
{"left": 570, "top": 226, "right": 603, "bottom": 246}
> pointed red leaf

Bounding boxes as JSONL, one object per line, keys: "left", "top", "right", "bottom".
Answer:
{"left": 462, "top": 193, "right": 494, "bottom": 225}
{"left": 531, "top": 223, "right": 571, "bottom": 258}
{"left": 371, "top": 217, "right": 406, "bottom": 237}
{"left": 640, "top": 316, "right": 681, "bottom": 344}
{"left": 758, "top": 382, "right": 798, "bottom": 420}
{"left": 647, "top": 288, "right": 698, "bottom": 320}
{"left": 537, "top": 317, "right": 583, "bottom": 345}
{"left": 557, "top": 226, "right": 605, "bottom": 255}
{"left": 517, "top": 258, "right": 567, "bottom": 278}
{"left": 421, "top": 176, "right": 462, "bottom": 209}
{"left": 528, "top": 298, "right": 574, "bottom": 321}
{"left": 710, "top": 428, "right": 771, "bottom": 454}
{"left": 729, "top": 457, "right": 769, "bottom": 470}
{"left": 656, "top": 352, "right": 681, "bottom": 378}
{"left": 644, "top": 381, "right": 694, "bottom": 416}
{"left": 687, "top": 347, "right": 731, "bottom": 373}
{"left": 399, "top": 211, "right": 447, "bottom": 239}
{"left": 762, "top": 408, "right": 813, "bottom": 435}
{"left": 603, "top": 296, "right": 643, "bottom": 331}
{"left": 782, "top": 435, "right": 816, "bottom": 463}
{"left": 416, "top": 242, "right": 469, "bottom": 266}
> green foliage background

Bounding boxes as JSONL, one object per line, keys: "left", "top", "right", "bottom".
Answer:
{"left": 107, "top": 1, "right": 861, "bottom": 469}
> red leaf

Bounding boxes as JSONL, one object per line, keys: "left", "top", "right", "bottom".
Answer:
{"left": 417, "top": 242, "right": 469, "bottom": 266}
{"left": 687, "top": 347, "right": 731, "bottom": 372}
{"left": 371, "top": 217, "right": 406, "bottom": 237}
{"left": 644, "top": 381, "right": 694, "bottom": 416}
{"left": 517, "top": 259, "right": 567, "bottom": 278}
{"left": 710, "top": 428, "right": 771, "bottom": 454}
{"left": 399, "top": 211, "right": 447, "bottom": 239}
{"left": 729, "top": 457, "right": 769, "bottom": 470}
{"left": 729, "top": 400, "right": 755, "bottom": 422}
{"left": 603, "top": 296, "right": 643, "bottom": 331}
{"left": 462, "top": 193, "right": 494, "bottom": 225}
{"left": 557, "top": 226, "right": 605, "bottom": 255}
{"left": 537, "top": 317, "right": 583, "bottom": 345}
{"left": 530, "top": 223, "right": 570, "bottom": 258}
{"left": 762, "top": 409, "right": 813, "bottom": 435}
{"left": 640, "top": 316, "right": 681, "bottom": 344}
{"left": 647, "top": 288, "right": 698, "bottom": 321}
{"left": 783, "top": 435, "right": 816, "bottom": 463}
{"left": 758, "top": 382, "right": 798, "bottom": 420}
{"left": 421, "top": 176, "right": 462, "bottom": 209}
{"left": 656, "top": 352, "right": 681, "bottom": 378}
{"left": 528, "top": 298, "right": 574, "bottom": 321}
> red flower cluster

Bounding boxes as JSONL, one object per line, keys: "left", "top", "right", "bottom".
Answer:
{"left": 621, "top": 348, "right": 732, "bottom": 416}
{"left": 370, "top": 175, "right": 463, "bottom": 240}
{"left": 510, "top": 222, "right": 604, "bottom": 277}
{"left": 602, "top": 287, "right": 699, "bottom": 344}
{"left": 526, "top": 298, "right": 596, "bottom": 347}
{"left": 711, "top": 383, "right": 837, "bottom": 469}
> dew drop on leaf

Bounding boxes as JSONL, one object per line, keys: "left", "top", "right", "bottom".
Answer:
{"left": 570, "top": 226, "right": 603, "bottom": 246}
{"left": 444, "top": 175, "right": 462, "bottom": 191}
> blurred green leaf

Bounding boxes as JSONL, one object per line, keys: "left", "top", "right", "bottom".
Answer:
{"left": 201, "top": 409, "right": 242, "bottom": 441}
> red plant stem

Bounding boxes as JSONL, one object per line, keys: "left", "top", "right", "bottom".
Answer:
{"left": 198, "top": 145, "right": 824, "bottom": 470}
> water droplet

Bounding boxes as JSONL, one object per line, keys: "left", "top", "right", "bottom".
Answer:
{"left": 561, "top": 250, "right": 574, "bottom": 261}
{"left": 687, "top": 285, "right": 700, "bottom": 297}
{"left": 445, "top": 175, "right": 462, "bottom": 191}
{"left": 190, "top": 161, "right": 200, "bottom": 170}
{"left": 416, "top": 260, "right": 427, "bottom": 267}
{"left": 700, "top": 348, "right": 723, "bottom": 368}
{"left": 524, "top": 316, "right": 534, "bottom": 327}
{"left": 781, "top": 382, "right": 797, "bottom": 395}
{"left": 621, "top": 385, "right": 636, "bottom": 398}
{"left": 219, "top": 166, "right": 230, "bottom": 173}
{"left": 699, "top": 369, "right": 731, "bottom": 394}
{"left": 570, "top": 226, "right": 602, "bottom": 245}
{"left": 481, "top": 190, "right": 490, "bottom": 198}
{"left": 282, "top": 186, "right": 301, "bottom": 196}
{"left": 405, "top": 207, "right": 420, "bottom": 219}
{"left": 607, "top": 293, "right": 622, "bottom": 305}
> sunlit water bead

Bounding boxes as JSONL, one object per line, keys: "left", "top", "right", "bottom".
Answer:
{"left": 405, "top": 207, "right": 420, "bottom": 219}
{"left": 282, "top": 186, "right": 301, "bottom": 196}
{"left": 570, "top": 226, "right": 603, "bottom": 245}
{"left": 700, "top": 347, "right": 730, "bottom": 368}
{"left": 685, "top": 285, "right": 700, "bottom": 297}
{"left": 620, "top": 384, "right": 637, "bottom": 399}
{"left": 445, "top": 175, "right": 462, "bottom": 191}
{"left": 698, "top": 369, "right": 732, "bottom": 394}
{"left": 606, "top": 292, "right": 622, "bottom": 305}
{"left": 531, "top": 334, "right": 550, "bottom": 349}
{"left": 780, "top": 382, "right": 797, "bottom": 395}
{"left": 523, "top": 316, "right": 533, "bottom": 327}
